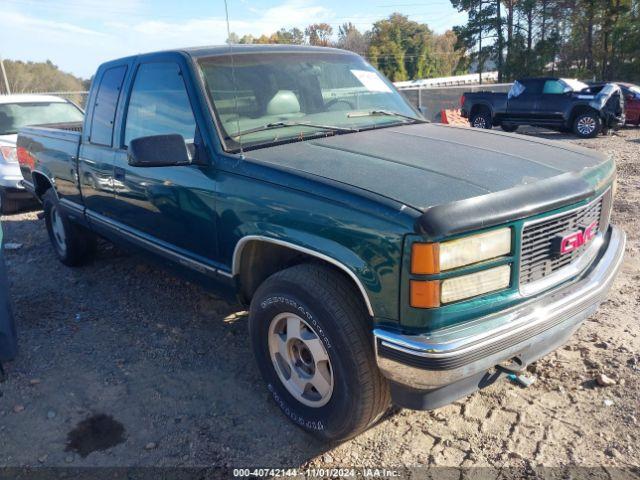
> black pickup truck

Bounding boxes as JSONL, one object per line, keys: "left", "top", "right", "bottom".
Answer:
{"left": 461, "top": 77, "right": 624, "bottom": 138}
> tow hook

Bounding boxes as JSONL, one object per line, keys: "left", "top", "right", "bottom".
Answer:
{"left": 497, "top": 356, "right": 526, "bottom": 373}
{"left": 497, "top": 357, "right": 537, "bottom": 388}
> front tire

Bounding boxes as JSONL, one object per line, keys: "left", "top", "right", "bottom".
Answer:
{"left": 249, "top": 264, "right": 390, "bottom": 441}
{"left": 573, "top": 111, "right": 601, "bottom": 138}
{"left": 42, "top": 189, "right": 97, "bottom": 266}
{"left": 470, "top": 108, "right": 492, "bottom": 129}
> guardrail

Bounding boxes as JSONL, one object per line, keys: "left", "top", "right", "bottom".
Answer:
{"left": 394, "top": 71, "right": 500, "bottom": 89}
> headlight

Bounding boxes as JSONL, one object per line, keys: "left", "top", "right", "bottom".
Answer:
{"left": 411, "top": 228, "right": 511, "bottom": 274}
{"left": 441, "top": 265, "right": 511, "bottom": 303}
{"left": 410, "top": 265, "right": 512, "bottom": 308}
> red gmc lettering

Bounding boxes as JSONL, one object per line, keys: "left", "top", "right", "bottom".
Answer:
{"left": 559, "top": 221, "right": 598, "bottom": 254}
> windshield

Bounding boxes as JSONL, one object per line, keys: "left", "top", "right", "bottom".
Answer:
{"left": 561, "top": 78, "right": 589, "bottom": 92}
{"left": 0, "top": 101, "right": 84, "bottom": 135}
{"left": 197, "top": 52, "right": 421, "bottom": 151}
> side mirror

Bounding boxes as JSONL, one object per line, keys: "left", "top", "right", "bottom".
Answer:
{"left": 128, "top": 134, "right": 190, "bottom": 167}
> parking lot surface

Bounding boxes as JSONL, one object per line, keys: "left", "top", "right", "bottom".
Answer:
{"left": 0, "top": 127, "right": 638, "bottom": 469}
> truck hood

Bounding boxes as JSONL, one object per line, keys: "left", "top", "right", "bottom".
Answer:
{"left": 247, "top": 123, "right": 614, "bottom": 237}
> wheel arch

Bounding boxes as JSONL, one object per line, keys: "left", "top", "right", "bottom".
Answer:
{"left": 568, "top": 104, "right": 600, "bottom": 126}
{"left": 469, "top": 102, "right": 493, "bottom": 119}
{"left": 232, "top": 235, "right": 374, "bottom": 317}
{"left": 31, "top": 170, "right": 56, "bottom": 200}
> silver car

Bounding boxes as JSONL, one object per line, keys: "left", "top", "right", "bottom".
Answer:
{"left": 0, "top": 94, "right": 84, "bottom": 214}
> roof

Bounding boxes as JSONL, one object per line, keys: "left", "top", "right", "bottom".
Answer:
{"left": 105, "top": 44, "right": 354, "bottom": 64}
{"left": 0, "top": 94, "right": 69, "bottom": 105}
{"left": 183, "top": 44, "right": 354, "bottom": 58}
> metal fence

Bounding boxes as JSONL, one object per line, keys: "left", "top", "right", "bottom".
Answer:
{"left": 399, "top": 83, "right": 513, "bottom": 121}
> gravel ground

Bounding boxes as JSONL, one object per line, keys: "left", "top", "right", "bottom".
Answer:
{"left": 0, "top": 127, "right": 638, "bottom": 471}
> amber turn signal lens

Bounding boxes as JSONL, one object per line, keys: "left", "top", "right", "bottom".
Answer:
{"left": 410, "top": 280, "right": 440, "bottom": 308}
{"left": 411, "top": 243, "right": 440, "bottom": 274}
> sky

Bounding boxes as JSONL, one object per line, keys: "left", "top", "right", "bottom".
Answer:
{"left": 0, "top": 0, "right": 466, "bottom": 79}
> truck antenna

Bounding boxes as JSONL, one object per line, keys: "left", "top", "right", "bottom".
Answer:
{"left": 224, "top": 0, "right": 244, "bottom": 158}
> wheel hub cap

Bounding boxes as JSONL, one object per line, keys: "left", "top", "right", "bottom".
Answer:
{"left": 577, "top": 116, "right": 596, "bottom": 135}
{"left": 50, "top": 207, "right": 67, "bottom": 255}
{"left": 473, "top": 117, "right": 486, "bottom": 128}
{"left": 268, "top": 312, "right": 334, "bottom": 407}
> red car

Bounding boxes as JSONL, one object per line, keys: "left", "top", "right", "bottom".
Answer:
{"left": 619, "top": 83, "right": 640, "bottom": 125}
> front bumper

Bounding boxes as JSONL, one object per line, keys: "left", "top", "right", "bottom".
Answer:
{"left": 373, "top": 225, "right": 625, "bottom": 409}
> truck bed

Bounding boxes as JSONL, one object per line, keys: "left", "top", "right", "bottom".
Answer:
{"left": 17, "top": 124, "right": 83, "bottom": 202}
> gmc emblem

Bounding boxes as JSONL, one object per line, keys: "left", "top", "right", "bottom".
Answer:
{"left": 553, "top": 221, "right": 599, "bottom": 255}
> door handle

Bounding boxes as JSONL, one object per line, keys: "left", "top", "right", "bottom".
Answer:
{"left": 114, "top": 167, "right": 125, "bottom": 181}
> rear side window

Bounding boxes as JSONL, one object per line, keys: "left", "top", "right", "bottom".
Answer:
{"left": 543, "top": 80, "right": 565, "bottom": 94}
{"left": 124, "top": 62, "right": 196, "bottom": 147}
{"left": 89, "top": 65, "right": 127, "bottom": 146}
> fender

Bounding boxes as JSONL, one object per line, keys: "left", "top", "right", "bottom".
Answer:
{"left": 232, "top": 230, "right": 378, "bottom": 317}
{"left": 470, "top": 100, "right": 494, "bottom": 118}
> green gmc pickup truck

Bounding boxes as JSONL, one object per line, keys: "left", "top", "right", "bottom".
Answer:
{"left": 17, "top": 45, "right": 625, "bottom": 441}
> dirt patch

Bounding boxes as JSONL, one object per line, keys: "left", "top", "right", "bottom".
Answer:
{"left": 0, "top": 128, "right": 638, "bottom": 469}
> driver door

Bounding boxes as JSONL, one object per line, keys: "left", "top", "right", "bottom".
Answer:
{"left": 506, "top": 79, "right": 542, "bottom": 121}
{"left": 537, "top": 79, "right": 574, "bottom": 123}
{"left": 109, "top": 60, "right": 220, "bottom": 264}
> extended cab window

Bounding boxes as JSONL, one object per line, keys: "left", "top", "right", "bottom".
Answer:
{"left": 520, "top": 80, "right": 543, "bottom": 95}
{"left": 90, "top": 65, "right": 127, "bottom": 146}
{"left": 124, "top": 62, "right": 197, "bottom": 146}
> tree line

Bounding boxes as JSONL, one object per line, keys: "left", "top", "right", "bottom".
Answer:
{"left": 228, "top": 14, "right": 466, "bottom": 81}
{"left": 451, "top": 0, "right": 640, "bottom": 82}
{"left": 0, "top": 59, "right": 88, "bottom": 95}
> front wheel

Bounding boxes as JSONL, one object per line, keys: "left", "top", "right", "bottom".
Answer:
{"left": 470, "top": 109, "right": 492, "bottom": 129}
{"left": 573, "top": 111, "right": 601, "bottom": 138}
{"left": 249, "top": 264, "right": 390, "bottom": 441}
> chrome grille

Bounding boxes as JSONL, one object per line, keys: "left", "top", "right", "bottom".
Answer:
{"left": 519, "top": 190, "right": 612, "bottom": 287}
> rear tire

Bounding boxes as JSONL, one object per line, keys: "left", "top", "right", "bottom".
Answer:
{"left": 42, "top": 189, "right": 97, "bottom": 266}
{"left": 573, "top": 111, "right": 601, "bottom": 138}
{"left": 249, "top": 263, "right": 390, "bottom": 441}
{"left": 470, "top": 109, "right": 492, "bottom": 129}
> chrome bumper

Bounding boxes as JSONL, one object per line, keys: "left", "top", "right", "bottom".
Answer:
{"left": 374, "top": 225, "right": 626, "bottom": 390}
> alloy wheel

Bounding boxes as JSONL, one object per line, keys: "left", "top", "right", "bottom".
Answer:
{"left": 268, "top": 312, "right": 334, "bottom": 407}
{"left": 50, "top": 206, "right": 67, "bottom": 255}
{"left": 473, "top": 116, "right": 486, "bottom": 128}
{"left": 577, "top": 116, "right": 596, "bottom": 136}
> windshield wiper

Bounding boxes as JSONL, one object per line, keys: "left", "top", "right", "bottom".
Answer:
{"left": 229, "top": 121, "right": 358, "bottom": 139}
{"left": 347, "top": 110, "right": 428, "bottom": 123}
